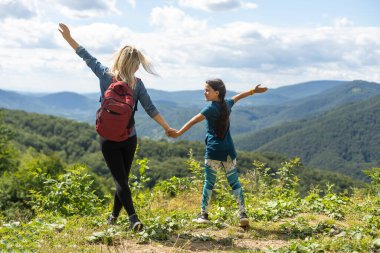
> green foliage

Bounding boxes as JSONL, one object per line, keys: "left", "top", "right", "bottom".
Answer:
{"left": 303, "top": 184, "right": 350, "bottom": 220}
{"left": 153, "top": 149, "right": 202, "bottom": 198}
{"left": 0, "top": 115, "right": 18, "bottom": 174}
{"left": 363, "top": 167, "right": 380, "bottom": 196}
{"left": 1, "top": 155, "right": 379, "bottom": 252}
{"left": 137, "top": 216, "right": 186, "bottom": 242}
{"left": 0, "top": 148, "right": 66, "bottom": 219}
{"left": 86, "top": 227, "right": 124, "bottom": 245}
{"left": 248, "top": 158, "right": 302, "bottom": 221}
{"left": 155, "top": 176, "right": 192, "bottom": 197}
{"left": 0, "top": 214, "right": 67, "bottom": 252}
{"left": 273, "top": 157, "right": 302, "bottom": 198}
{"left": 280, "top": 218, "right": 341, "bottom": 239}
{"left": 29, "top": 165, "right": 104, "bottom": 216}
{"left": 130, "top": 157, "right": 151, "bottom": 191}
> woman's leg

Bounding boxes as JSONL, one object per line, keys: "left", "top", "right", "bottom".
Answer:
{"left": 101, "top": 136, "right": 137, "bottom": 217}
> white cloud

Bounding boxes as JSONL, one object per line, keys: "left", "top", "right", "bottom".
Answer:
{"left": 55, "top": 0, "right": 120, "bottom": 18}
{"left": 0, "top": 0, "right": 120, "bottom": 20}
{"left": 242, "top": 2, "right": 257, "bottom": 9}
{"left": 0, "top": 0, "right": 37, "bottom": 19}
{"left": 0, "top": 19, "right": 57, "bottom": 48}
{"left": 178, "top": 0, "right": 256, "bottom": 12}
{"left": 0, "top": 7, "right": 379, "bottom": 93}
{"left": 334, "top": 17, "right": 353, "bottom": 27}
{"left": 150, "top": 6, "right": 207, "bottom": 35}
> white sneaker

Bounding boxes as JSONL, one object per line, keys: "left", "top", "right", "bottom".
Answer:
{"left": 192, "top": 212, "right": 209, "bottom": 223}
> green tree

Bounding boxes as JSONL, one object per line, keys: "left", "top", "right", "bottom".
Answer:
{"left": 0, "top": 114, "right": 18, "bottom": 174}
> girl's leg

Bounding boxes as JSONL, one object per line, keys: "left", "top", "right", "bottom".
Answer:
{"left": 201, "top": 159, "right": 220, "bottom": 213}
{"left": 221, "top": 157, "right": 246, "bottom": 214}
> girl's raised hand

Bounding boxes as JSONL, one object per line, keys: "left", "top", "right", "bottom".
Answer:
{"left": 254, "top": 84, "right": 268, "bottom": 93}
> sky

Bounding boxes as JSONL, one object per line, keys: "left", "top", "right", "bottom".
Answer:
{"left": 0, "top": 0, "right": 379, "bottom": 93}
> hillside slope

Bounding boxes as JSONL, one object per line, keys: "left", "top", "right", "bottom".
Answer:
{"left": 0, "top": 108, "right": 362, "bottom": 191}
{"left": 235, "top": 94, "right": 380, "bottom": 179}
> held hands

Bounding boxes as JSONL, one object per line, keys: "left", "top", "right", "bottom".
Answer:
{"left": 165, "top": 128, "right": 181, "bottom": 138}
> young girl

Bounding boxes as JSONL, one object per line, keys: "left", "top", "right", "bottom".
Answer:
{"left": 58, "top": 23, "right": 174, "bottom": 231}
{"left": 168, "top": 79, "right": 268, "bottom": 227}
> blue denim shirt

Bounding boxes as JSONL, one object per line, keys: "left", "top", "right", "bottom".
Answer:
{"left": 75, "top": 46, "right": 159, "bottom": 137}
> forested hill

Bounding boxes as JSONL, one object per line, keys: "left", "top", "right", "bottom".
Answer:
{"left": 0, "top": 108, "right": 362, "bottom": 193}
{"left": 235, "top": 94, "right": 380, "bottom": 180}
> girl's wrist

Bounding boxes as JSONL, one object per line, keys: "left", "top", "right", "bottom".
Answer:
{"left": 250, "top": 89, "right": 255, "bottom": 95}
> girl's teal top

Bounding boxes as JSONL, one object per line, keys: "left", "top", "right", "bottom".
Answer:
{"left": 200, "top": 99, "right": 237, "bottom": 161}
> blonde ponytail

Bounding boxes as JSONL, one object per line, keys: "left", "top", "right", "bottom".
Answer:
{"left": 109, "top": 45, "right": 158, "bottom": 89}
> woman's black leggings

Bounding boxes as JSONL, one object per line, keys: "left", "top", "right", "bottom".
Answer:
{"left": 100, "top": 135, "right": 137, "bottom": 217}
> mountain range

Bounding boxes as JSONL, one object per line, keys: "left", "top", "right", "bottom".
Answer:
{"left": 3, "top": 80, "right": 374, "bottom": 139}
{"left": 1, "top": 79, "right": 380, "bottom": 179}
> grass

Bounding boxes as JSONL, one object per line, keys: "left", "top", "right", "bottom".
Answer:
{"left": 1, "top": 160, "right": 379, "bottom": 252}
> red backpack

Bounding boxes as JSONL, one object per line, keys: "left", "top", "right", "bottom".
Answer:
{"left": 96, "top": 78, "right": 138, "bottom": 141}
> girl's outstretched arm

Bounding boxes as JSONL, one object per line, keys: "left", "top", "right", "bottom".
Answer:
{"left": 232, "top": 84, "right": 268, "bottom": 104}
{"left": 169, "top": 113, "right": 205, "bottom": 138}
{"left": 58, "top": 23, "right": 79, "bottom": 50}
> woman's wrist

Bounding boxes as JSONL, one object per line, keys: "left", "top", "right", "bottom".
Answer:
{"left": 250, "top": 89, "right": 255, "bottom": 95}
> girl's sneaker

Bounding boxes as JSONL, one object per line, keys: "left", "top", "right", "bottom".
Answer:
{"left": 129, "top": 214, "right": 144, "bottom": 232}
{"left": 192, "top": 212, "right": 209, "bottom": 223}
{"left": 239, "top": 212, "right": 249, "bottom": 227}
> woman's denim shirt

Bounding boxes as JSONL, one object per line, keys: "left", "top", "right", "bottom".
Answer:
{"left": 75, "top": 46, "right": 159, "bottom": 137}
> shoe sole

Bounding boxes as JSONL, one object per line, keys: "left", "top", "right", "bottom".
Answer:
{"left": 239, "top": 218, "right": 249, "bottom": 227}
{"left": 192, "top": 218, "right": 209, "bottom": 223}
{"left": 132, "top": 222, "right": 143, "bottom": 232}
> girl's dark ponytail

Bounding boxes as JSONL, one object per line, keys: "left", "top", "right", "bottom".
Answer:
{"left": 206, "top": 79, "right": 229, "bottom": 138}
{"left": 218, "top": 98, "right": 229, "bottom": 138}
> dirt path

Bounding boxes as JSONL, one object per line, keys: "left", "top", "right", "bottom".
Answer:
{"left": 100, "top": 227, "right": 290, "bottom": 252}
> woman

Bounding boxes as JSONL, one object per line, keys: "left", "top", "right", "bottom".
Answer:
{"left": 58, "top": 23, "right": 173, "bottom": 231}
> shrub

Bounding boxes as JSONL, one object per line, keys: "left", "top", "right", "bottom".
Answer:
{"left": 29, "top": 165, "right": 104, "bottom": 216}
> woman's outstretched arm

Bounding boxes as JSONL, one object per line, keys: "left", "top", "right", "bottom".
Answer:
{"left": 58, "top": 23, "right": 79, "bottom": 50}
{"left": 169, "top": 113, "right": 205, "bottom": 138}
{"left": 232, "top": 84, "right": 268, "bottom": 104}
{"left": 152, "top": 113, "right": 176, "bottom": 135}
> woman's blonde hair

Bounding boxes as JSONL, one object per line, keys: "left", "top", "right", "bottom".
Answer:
{"left": 109, "top": 45, "right": 157, "bottom": 89}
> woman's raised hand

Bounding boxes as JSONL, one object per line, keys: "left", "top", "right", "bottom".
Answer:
{"left": 58, "top": 23, "right": 79, "bottom": 50}
{"left": 58, "top": 23, "right": 72, "bottom": 40}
